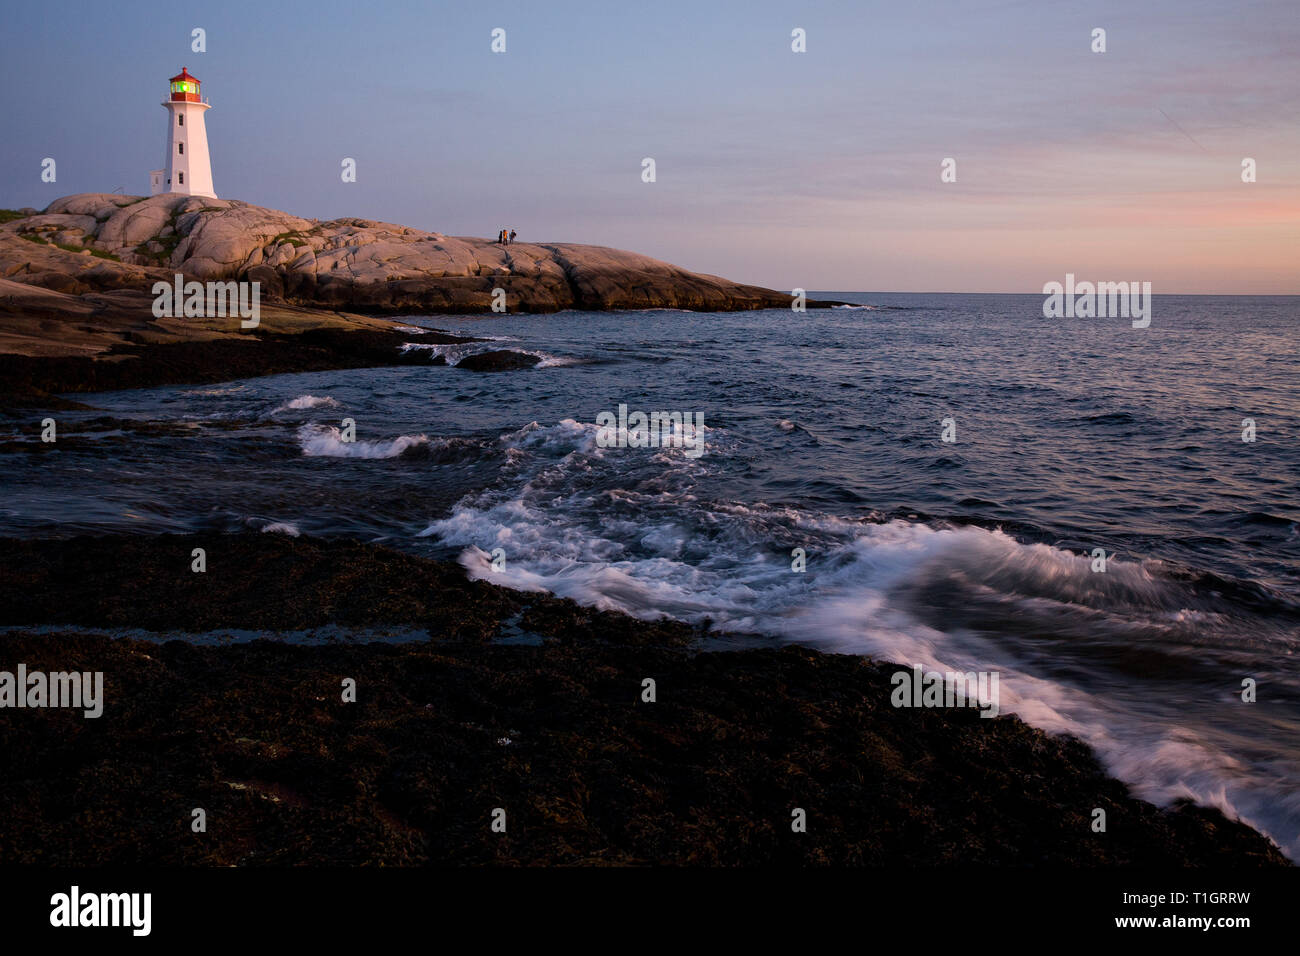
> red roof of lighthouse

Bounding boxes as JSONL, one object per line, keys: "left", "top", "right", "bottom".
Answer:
{"left": 169, "top": 67, "right": 199, "bottom": 84}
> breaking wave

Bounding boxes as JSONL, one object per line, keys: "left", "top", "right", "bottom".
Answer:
{"left": 418, "top": 417, "right": 1300, "bottom": 860}
{"left": 399, "top": 342, "right": 580, "bottom": 368}
{"left": 297, "top": 423, "right": 429, "bottom": 459}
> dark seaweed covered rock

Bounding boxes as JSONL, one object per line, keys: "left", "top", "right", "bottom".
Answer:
{"left": 0, "top": 534, "right": 1288, "bottom": 867}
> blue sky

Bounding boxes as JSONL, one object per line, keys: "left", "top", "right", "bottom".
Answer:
{"left": 2, "top": 0, "right": 1297, "bottom": 291}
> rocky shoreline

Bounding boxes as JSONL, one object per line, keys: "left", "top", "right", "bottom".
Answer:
{"left": 0, "top": 326, "right": 459, "bottom": 410}
{"left": 2, "top": 194, "right": 841, "bottom": 317}
{"left": 0, "top": 534, "right": 1287, "bottom": 866}
{"left": 0, "top": 198, "right": 1286, "bottom": 869}
{"left": 0, "top": 193, "right": 842, "bottom": 408}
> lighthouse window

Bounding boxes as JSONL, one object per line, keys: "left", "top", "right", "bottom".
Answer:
{"left": 178, "top": 172, "right": 184, "bottom": 184}
{"left": 178, "top": 143, "right": 184, "bottom": 154}
{"left": 178, "top": 115, "right": 183, "bottom": 126}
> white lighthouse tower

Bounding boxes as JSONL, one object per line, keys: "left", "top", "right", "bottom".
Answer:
{"left": 149, "top": 67, "right": 216, "bottom": 199}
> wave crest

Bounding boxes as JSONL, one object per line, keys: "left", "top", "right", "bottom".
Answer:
{"left": 297, "top": 423, "right": 428, "bottom": 459}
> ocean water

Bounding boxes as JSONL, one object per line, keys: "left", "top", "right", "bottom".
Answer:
{"left": 3, "top": 293, "right": 1298, "bottom": 858}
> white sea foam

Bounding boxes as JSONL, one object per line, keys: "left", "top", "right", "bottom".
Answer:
{"left": 277, "top": 395, "right": 340, "bottom": 412}
{"left": 297, "top": 423, "right": 428, "bottom": 459}
{"left": 417, "top": 416, "right": 1300, "bottom": 859}
{"left": 526, "top": 350, "right": 582, "bottom": 368}
{"left": 399, "top": 342, "right": 476, "bottom": 362}
{"left": 399, "top": 342, "right": 578, "bottom": 368}
{"left": 260, "top": 521, "right": 301, "bottom": 536}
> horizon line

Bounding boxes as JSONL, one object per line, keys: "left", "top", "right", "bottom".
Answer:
{"left": 804, "top": 290, "right": 1300, "bottom": 297}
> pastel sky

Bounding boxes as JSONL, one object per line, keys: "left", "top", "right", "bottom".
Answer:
{"left": 1, "top": 0, "right": 1296, "bottom": 292}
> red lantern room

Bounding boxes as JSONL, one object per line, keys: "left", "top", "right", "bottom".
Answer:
{"left": 169, "top": 67, "right": 202, "bottom": 103}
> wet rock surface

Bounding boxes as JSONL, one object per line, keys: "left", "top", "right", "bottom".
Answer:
{"left": 454, "top": 349, "right": 541, "bottom": 372}
{"left": 0, "top": 326, "right": 479, "bottom": 411}
{"left": 0, "top": 534, "right": 1287, "bottom": 866}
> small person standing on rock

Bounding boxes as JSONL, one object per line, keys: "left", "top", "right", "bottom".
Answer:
{"left": 509, "top": 230, "right": 516, "bottom": 244}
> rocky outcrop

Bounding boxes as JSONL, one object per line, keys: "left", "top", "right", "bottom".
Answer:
{"left": 0, "top": 269, "right": 399, "bottom": 359}
{"left": 454, "top": 349, "right": 541, "bottom": 372}
{"left": 1, "top": 194, "right": 833, "bottom": 314}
